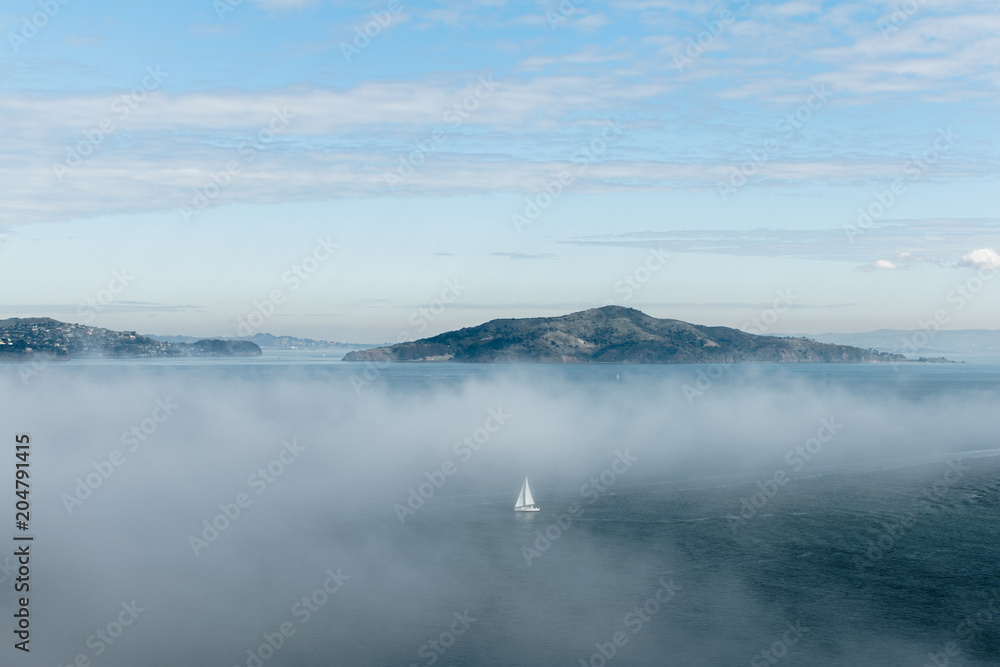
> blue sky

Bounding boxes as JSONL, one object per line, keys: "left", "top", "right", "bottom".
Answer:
{"left": 0, "top": 0, "right": 997, "bottom": 341}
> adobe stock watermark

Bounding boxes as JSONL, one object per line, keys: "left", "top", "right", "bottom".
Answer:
{"left": 956, "top": 588, "right": 1000, "bottom": 646}
{"left": 52, "top": 67, "right": 167, "bottom": 181}
{"left": 341, "top": 0, "right": 404, "bottom": 62}
{"left": 578, "top": 576, "right": 682, "bottom": 667}
{"left": 844, "top": 127, "right": 957, "bottom": 243}
{"left": 77, "top": 268, "right": 134, "bottom": 324}
{"left": 512, "top": 119, "right": 624, "bottom": 233}
{"left": 522, "top": 449, "right": 638, "bottom": 566}
{"left": 877, "top": 0, "right": 924, "bottom": 39}
{"left": 17, "top": 351, "right": 60, "bottom": 387}
{"left": 408, "top": 611, "right": 478, "bottom": 667}
{"left": 681, "top": 360, "right": 732, "bottom": 404}
{"left": 749, "top": 619, "right": 810, "bottom": 667}
{"left": 546, "top": 0, "right": 586, "bottom": 29}
{"left": 188, "top": 439, "right": 306, "bottom": 557}
{"left": 232, "top": 567, "right": 349, "bottom": 667}
{"left": 61, "top": 398, "right": 180, "bottom": 515}
{"left": 393, "top": 408, "right": 510, "bottom": 523}
{"left": 229, "top": 236, "right": 339, "bottom": 339}
{"left": 727, "top": 416, "right": 842, "bottom": 533}
{"left": 920, "top": 588, "right": 1000, "bottom": 667}
{"left": 682, "top": 289, "right": 798, "bottom": 404}
{"left": 673, "top": 0, "right": 751, "bottom": 72}
{"left": 8, "top": 0, "right": 71, "bottom": 54}
{"left": 56, "top": 601, "right": 145, "bottom": 667}
{"left": 717, "top": 85, "right": 829, "bottom": 201}
{"left": 349, "top": 277, "right": 467, "bottom": 394}
{"left": 853, "top": 459, "right": 969, "bottom": 573}
{"left": 179, "top": 107, "right": 294, "bottom": 222}
{"left": 215, "top": 0, "right": 243, "bottom": 21}
{"left": 602, "top": 248, "right": 669, "bottom": 305}
{"left": 0, "top": 555, "right": 20, "bottom": 585}
{"left": 408, "top": 279, "right": 466, "bottom": 336}
{"left": 384, "top": 73, "right": 501, "bottom": 191}
{"left": 742, "top": 288, "right": 797, "bottom": 335}
{"left": 888, "top": 258, "right": 996, "bottom": 366}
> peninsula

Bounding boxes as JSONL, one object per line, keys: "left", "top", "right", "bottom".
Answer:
{"left": 0, "top": 318, "right": 261, "bottom": 359}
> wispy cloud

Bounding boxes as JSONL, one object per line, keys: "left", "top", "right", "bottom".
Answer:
{"left": 857, "top": 251, "right": 942, "bottom": 271}
{"left": 0, "top": 302, "right": 205, "bottom": 316}
{"left": 2, "top": 0, "right": 996, "bottom": 231}
{"left": 490, "top": 252, "right": 555, "bottom": 260}
{"left": 566, "top": 219, "right": 1000, "bottom": 265}
{"left": 250, "top": 0, "right": 319, "bottom": 9}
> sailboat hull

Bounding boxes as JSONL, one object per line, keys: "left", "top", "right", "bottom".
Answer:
{"left": 515, "top": 477, "right": 539, "bottom": 512}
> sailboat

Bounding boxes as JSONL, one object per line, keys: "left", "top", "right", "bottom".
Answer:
{"left": 514, "top": 477, "right": 540, "bottom": 512}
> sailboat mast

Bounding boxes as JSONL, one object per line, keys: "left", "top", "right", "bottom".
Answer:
{"left": 514, "top": 476, "right": 540, "bottom": 511}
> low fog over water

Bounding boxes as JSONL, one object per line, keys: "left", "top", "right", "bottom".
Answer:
{"left": 1, "top": 358, "right": 999, "bottom": 665}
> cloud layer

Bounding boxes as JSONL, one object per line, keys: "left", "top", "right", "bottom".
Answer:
{"left": 1, "top": 1, "right": 997, "bottom": 224}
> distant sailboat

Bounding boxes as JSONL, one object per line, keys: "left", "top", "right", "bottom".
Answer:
{"left": 515, "top": 477, "right": 540, "bottom": 512}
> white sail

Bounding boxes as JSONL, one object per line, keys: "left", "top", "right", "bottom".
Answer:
{"left": 515, "top": 477, "right": 539, "bottom": 511}
{"left": 522, "top": 478, "right": 535, "bottom": 506}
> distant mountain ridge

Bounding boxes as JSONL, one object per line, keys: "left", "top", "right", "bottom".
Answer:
{"left": 0, "top": 318, "right": 261, "bottom": 359}
{"left": 777, "top": 329, "right": 1000, "bottom": 355}
{"left": 147, "top": 332, "right": 352, "bottom": 349}
{"left": 343, "top": 306, "right": 917, "bottom": 364}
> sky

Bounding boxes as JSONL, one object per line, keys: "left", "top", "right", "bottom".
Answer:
{"left": 0, "top": 0, "right": 997, "bottom": 341}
